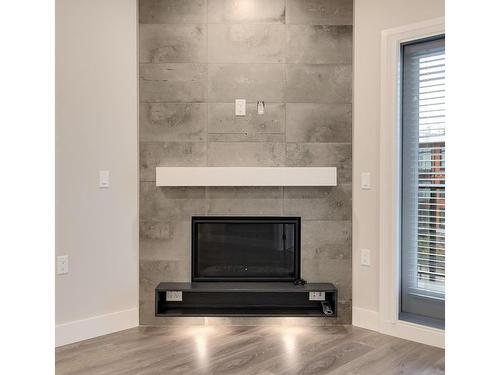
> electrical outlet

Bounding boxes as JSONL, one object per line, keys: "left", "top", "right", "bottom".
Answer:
{"left": 166, "top": 291, "right": 183, "bottom": 301}
{"left": 57, "top": 255, "right": 69, "bottom": 275}
{"left": 309, "top": 291, "right": 325, "bottom": 301}
{"left": 361, "top": 249, "right": 371, "bottom": 266}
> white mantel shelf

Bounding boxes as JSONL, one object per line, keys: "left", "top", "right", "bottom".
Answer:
{"left": 156, "top": 167, "right": 337, "bottom": 187}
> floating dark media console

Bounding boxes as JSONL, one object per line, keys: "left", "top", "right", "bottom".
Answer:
{"left": 155, "top": 217, "right": 337, "bottom": 317}
{"left": 155, "top": 282, "right": 337, "bottom": 317}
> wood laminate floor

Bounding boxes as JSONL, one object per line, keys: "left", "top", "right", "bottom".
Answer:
{"left": 55, "top": 325, "right": 444, "bottom": 375}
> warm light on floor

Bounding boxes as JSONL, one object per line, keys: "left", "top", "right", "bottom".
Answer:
{"left": 271, "top": 326, "right": 306, "bottom": 367}
{"left": 182, "top": 326, "right": 219, "bottom": 367}
{"left": 282, "top": 332, "right": 296, "bottom": 354}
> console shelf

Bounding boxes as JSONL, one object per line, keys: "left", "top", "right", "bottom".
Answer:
{"left": 155, "top": 282, "right": 337, "bottom": 318}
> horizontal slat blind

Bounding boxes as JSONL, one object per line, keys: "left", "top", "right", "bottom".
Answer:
{"left": 401, "top": 36, "right": 446, "bottom": 317}
{"left": 416, "top": 49, "right": 445, "bottom": 293}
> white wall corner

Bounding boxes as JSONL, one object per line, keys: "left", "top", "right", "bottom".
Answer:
{"left": 352, "top": 307, "right": 380, "bottom": 332}
{"left": 56, "top": 307, "right": 139, "bottom": 347}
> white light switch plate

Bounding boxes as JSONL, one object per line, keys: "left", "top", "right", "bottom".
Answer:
{"left": 235, "top": 99, "right": 246, "bottom": 116}
{"left": 166, "top": 291, "right": 183, "bottom": 301}
{"left": 309, "top": 291, "right": 325, "bottom": 301}
{"left": 361, "top": 249, "right": 371, "bottom": 266}
{"left": 99, "top": 170, "right": 110, "bottom": 188}
{"left": 361, "top": 172, "right": 371, "bottom": 190}
{"left": 56, "top": 255, "right": 69, "bottom": 275}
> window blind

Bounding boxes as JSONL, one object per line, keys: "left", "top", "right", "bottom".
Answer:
{"left": 401, "top": 36, "right": 445, "bottom": 324}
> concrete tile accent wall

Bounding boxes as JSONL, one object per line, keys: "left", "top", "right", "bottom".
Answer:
{"left": 139, "top": 0, "right": 353, "bottom": 325}
{"left": 139, "top": 24, "right": 207, "bottom": 63}
{"left": 208, "top": 24, "right": 286, "bottom": 63}
{"left": 140, "top": 103, "right": 207, "bottom": 142}
{"left": 207, "top": 0, "right": 286, "bottom": 24}
{"left": 208, "top": 64, "right": 286, "bottom": 102}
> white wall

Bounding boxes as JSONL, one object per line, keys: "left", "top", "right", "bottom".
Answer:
{"left": 352, "top": 0, "right": 444, "bottom": 321}
{"left": 55, "top": 0, "right": 138, "bottom": 346}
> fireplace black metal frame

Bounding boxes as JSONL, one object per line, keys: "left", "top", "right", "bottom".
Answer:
{"left": 191, "top": 216, "right": 301, "bottom": 282}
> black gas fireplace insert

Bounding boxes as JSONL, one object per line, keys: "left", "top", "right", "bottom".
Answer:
{"left": 192, "top": 216, "right": 301, "bottom": 282}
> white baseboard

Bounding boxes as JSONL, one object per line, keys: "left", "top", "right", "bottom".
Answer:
{"left": 56, "top": 307, "right": 139, "bottom": 347}
{"left": 352, "top": 307, "right": 380, "bottom": 331}
{"left": 379, "top": 319, "right": 445, "bottom": 348}
{"left": 352, "top": 306, "right": 444, "bottom": 348}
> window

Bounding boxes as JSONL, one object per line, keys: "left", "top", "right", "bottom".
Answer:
{"left": 400, "top": 36, "right": 445, "bottom": 328}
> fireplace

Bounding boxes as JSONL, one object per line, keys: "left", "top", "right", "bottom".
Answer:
{"left": 191, "top": 217, "right": 301, "bottom": 282}
{"left": 155, "top": 217, "right": 337, "bottom": 317}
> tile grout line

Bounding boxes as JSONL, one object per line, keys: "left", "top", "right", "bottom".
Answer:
{"left": 283, "top": 0, "right": 288, "bottom": 216}
{"left": 205, "top": 0, "right": 209, "bottom": 215}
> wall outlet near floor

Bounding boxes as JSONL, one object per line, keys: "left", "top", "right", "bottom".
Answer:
{"left": 309, "top": 291, "right": 326, "bottom": 301}
{"left": 360, "top": 249, "right": 371, "bottom": 266}
{"left": 56, "top": 255, "right": 69, "bottom": 275}
{"left": 166, "top": 291, "right": 183, "bottom": 301}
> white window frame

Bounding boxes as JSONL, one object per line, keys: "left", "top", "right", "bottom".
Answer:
{"left": 379, "top": 17, "right": 445, "bottom": 348}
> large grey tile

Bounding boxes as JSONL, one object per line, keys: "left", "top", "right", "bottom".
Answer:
{"left": 286, "top": 103, "right": 351, "bottom": 143}
{"left": 208, "top": 0, "right": 285, "bottom": 23}
{"left": 336, "top": 300, "right": 352, "bottom": 324}
{"left": 208, "top": 64, "right": 285, "bottom": 102}
{"left": 286, "top": 25, "right": 352, "bottom": 64}
{"left": 286, "top": 142, "right": 351, "bottom": 183}
{"left": 140, "top": 63, "right": 207, "bottom": 102}
{"left": 139, "top": 24, "right": 207, "bottom": 63}
{"left": 284, "top": 184, "right": 351, "bottom": 220}
{"left": 206, "top": 187, "right": 283, "bottom": 215}
{"left": 139, "top": 0, "right": 206, "bottom": 24}
{"left": 206, "top": 186, "right": 283, "bottom": 199}
{"left": 286, "top": 142, "right": 351, "bottom": 165}
{"left": 140, "top": 103, "right": 206, "bottom": 142}
{"left": 208, "top": 24, "right": 285, "bottom": 63}
{"left": 302, "top": 258, "right": 352, "bottom": 301}
{"left": 208, "top": 133, "right": 285, "bottom": 142}
{"left": 140, "top": 182, "right": 206, "bottom": 221}
{"left": 286, "top": 64, "right": 352, "bottom": 103}
{"left": 139, "top": 259, "right": 191, "bottom": 324}
{"left": 208, "top": 142, "right": 285, "bottom": 166}
{"left": 301, "top": 220, "right": 351, "bottom": 260}
{"left": 208, "top": 102, "right": 285, "bottom": 137}
{"left": 286, "top": 0, "right": 353, "bottom": 25}
{"left": 140, "top": 221, "right": 191, "bottom": 261}
{"left": 140, "top": 260, "right": 190, "bottom": 296}
{"left": 140, "top": 142, "right": 207, "bottom": 181}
